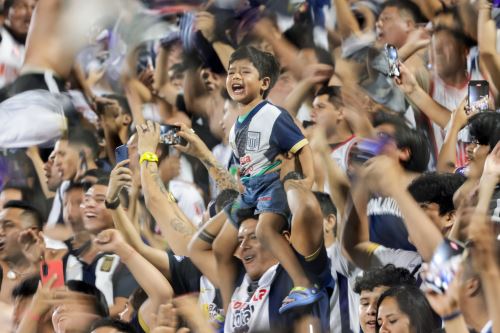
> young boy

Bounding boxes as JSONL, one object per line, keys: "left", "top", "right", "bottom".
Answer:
{"left": 215, "top": 46, "right": 319, "bottom": 314}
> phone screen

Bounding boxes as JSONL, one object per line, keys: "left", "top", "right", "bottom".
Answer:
{"left": 160, "top": 124, "right": 187, "bottom": 146}
{"left": 468, "top": 80, "right": 489, "bottom": 113}
{"left": 385, "top": 44, "right": 400, "bottom": 77}
{"left": 40, "top": 259, "right": 65, "bottom": 289}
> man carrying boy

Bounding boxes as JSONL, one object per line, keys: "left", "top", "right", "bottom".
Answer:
{"left": 213, "top": 46, "right": 320, "bottom": 314}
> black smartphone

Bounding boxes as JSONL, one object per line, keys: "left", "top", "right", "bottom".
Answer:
{"left": 468, "top": 80, "right": 489, "bottom": 113}
{"left": 115, "top": 144, "right": 129, "bottom": 166}
{"left": 385, "top": 44, "right": 400, "bottom": 77}
{"left": 160, "top": 124, "right": 187, "bottom": 146}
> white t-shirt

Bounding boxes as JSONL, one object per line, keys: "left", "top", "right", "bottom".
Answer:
{"left": 169, "top": 180, "right": 205, "bottom": 227}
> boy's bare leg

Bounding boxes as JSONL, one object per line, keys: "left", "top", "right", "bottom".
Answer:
{"left": 256, "top": 212, "right": 311, "bottom": 288}
{"left": 213, "top": 220, "right": 240, "bottom": 312}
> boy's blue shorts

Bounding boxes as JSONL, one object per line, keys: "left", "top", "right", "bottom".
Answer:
{"left": 224, "top": 172, "right": 289, "bottom": 228}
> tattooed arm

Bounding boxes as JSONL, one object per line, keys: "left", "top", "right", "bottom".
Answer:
{"left": 137, "top": 121, "right": 196, "bottom": 257}
{"left": 175, "top": 122, "right": 239, "bottom": 192}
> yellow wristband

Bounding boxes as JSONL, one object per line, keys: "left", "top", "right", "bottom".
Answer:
{"left": 140, "top": 152, "right": 159, "bottom": 165}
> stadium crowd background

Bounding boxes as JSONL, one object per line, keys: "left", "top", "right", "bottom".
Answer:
{"left": 0, "top": 0, "right": 498, "bottom": 332}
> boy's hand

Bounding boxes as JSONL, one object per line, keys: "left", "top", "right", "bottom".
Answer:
{"left": 137, "top": 121, "right": 160, "bottom": 156}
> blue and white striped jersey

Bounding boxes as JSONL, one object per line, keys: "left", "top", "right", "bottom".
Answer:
{"left": 229, "top": 101, "right": 308, "bottom": 178}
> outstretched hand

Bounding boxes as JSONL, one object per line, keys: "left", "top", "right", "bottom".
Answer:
{"left": 173, "top": 122, "right": 211, "bottom": 159}
{"left": 137, "top": 121, "right": 161, "bottom": 156}
{"left": 107, "top": 159, "right": 133, "bottom": 202}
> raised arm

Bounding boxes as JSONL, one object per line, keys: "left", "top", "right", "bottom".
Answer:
{"left": 106, "top": 160, "right": 171, "bottom": 279}
{"left": 95, "top": 229, "right": 173, "bottom": 330}
{"left": 333, "top": 0, "right": 362, "bottom": 39}
{"left": 478, "top": 0, "right": 500, "bottom": 95}
{"left": 395, "top": 62, "right": 452, "bottom": 129}
{"left": 362, "top": 155, "right": 444, "bottom": 261}
{"left": 437, "top": 99, "right": 468, "bottom": 172}
{"left": 137, "top": 121, "right": 196, "bottom": 257}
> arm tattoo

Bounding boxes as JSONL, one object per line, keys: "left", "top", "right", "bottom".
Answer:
{"left": 170, "top": 215, "right": 194, "bottom": 237}
{"left": 201, "top": 156, "right": 239, "bottom": 192}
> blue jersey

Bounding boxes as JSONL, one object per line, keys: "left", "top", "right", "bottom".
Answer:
{"left": 229, "top": 101, "right": 308, "bottom": 178}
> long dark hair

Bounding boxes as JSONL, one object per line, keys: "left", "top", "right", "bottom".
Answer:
{"left": 376, "top": 285, "right": 442, "bottom": 333}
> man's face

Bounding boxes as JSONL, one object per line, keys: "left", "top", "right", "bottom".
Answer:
{"left": 311, "top": 94, "right": 343, "bottom": 136}
{"left": 82, "top": 185, "right": 113, "bottom": 235}
{"left": 418, "top": 202, "right": 454, "bottom": 236}
{"left": 237, "top": 219, "right": 278, "bottom": 281}
{"left": 0, "top": 207, "right": 34, "bottom": 262}
{"left": 63, "top": 188, "right": 85, "bottom": 233}
{"left": 431, "top": 30, "right": 467, "bottom": 80}
{"left": 44, "top": 151, "right": 63, "bottom": 192}
{"left": 54, "top": 140, "right": 79, "bottom": 181}
{"left": 376, "top": 7, "right": 412, "bottom": 48}
{"left": 6, "top": 0, "right": 36, "bottom": 37}
{"left": 359, "top": 286, "right": 390, "bottom": 333}
{"left": 226, "top": 59, "right": 268, "bottom": 104}
{"left": 200, "top": 68, "right": 223, "bottom": 93}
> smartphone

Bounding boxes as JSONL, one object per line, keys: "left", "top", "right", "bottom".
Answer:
{"left": 468, "top": 80, "right": 489, "bottom": 113}
{"left": 350, "top": 136, "right": 389, "bottom": 164}
{"left": 302, "top": 120, "right": 316, "bottom": 129}
{"left": 115, "top": 144, "right": 129, "bottom": 166}
{"left": 40, "top": 259, "right": 65, "bottom": 288}
{"left": 160, "top": 124, "right": 187, "bottom": 146}
{"left": 422, "top": 239, "right": 464, "bottom": 294}
{"left": 385, "top": 44, "right": 400, "bottom": 77}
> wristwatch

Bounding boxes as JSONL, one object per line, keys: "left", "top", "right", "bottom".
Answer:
{"left": 140, "top": 152, "right": 159, "bottom": 165}
{"left": 105, "top": 198, "right": 120, "bottom": 210}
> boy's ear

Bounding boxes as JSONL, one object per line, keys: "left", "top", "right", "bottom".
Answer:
{"left": 260, "top": 76, "right": 271, "bottom": 94}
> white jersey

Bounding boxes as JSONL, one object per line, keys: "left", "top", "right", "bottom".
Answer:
{"left": 0, "top": 27, "right": 24, "bottom": 88}
{"left": 169, "top": 180, "right": 205, "bottom": 227}
{"left": 224, "top": 265, "right": 277, "bottom": 333}
{"left": 327, "top": 244, "right": 361, "bottom": 333}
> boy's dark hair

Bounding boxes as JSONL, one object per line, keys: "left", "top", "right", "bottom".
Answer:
{"left": 66, "top": 280, "right": 109, "bottom": 318}
{"left": 313, "top": 192, "right": 337, "bottom": 218}
{"left": 228, "top": 46, "right": 280, "bottom": 99}
{"left": 12, "top": 275, "right": 40, "bottom": 299}
{"left": 394, "top": 125, "right": 430, "bottom": 173}
{"left": 90, "top": 318, "right": 138, "bottom": 333}
{"left": 236, "top": 207, "right": 257, "bottom": 225}
{"left": 102, "top": 94, "right": 132, "bottom": 117}
{"left": 380, "top": 0, "right": 426, "bottom": 23}
{"left": 376, "top": 285, "right": 442, "bottom": 333}
{"left": 353, "top": 264, "right": 417, "bottom": 294}
{"left": 68, "top": 128, "right": 99, "bottom": 159}
{"left": 3, "top": 200, "right": 44, "bottom": 230}
{"left": 315, "top": 86, "right": 343, "bottom": 107}
{"left": 215, "top": 189, "right": 240, "bottom": 213}
{"left": 468, "top": 112, "right": 500, "bottom": 152}
{"left": 408, "top": 172, "right": 466, "bottom": 215}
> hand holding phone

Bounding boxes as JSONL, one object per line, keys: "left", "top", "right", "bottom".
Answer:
{"left": 115, "top": 144, "right": 129, "bottom": 166}
{"left": 40, "top": 259, "right": 65, "bottom": 289}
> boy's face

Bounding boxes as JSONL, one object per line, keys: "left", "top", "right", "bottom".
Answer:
{"left": 226, "top": 59, "right": 270, "bottom": 104}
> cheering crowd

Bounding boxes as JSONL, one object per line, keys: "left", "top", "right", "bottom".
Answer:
{"left": 0, "top": 0, "right": 499, "bottom": 332}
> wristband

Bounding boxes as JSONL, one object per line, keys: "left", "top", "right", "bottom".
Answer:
{"left": 105, "top": 198, "right": 120, "bottom": 210}
{"left": 140, "top": 152, "right": 159, "bottom": 165}
{"left": 442, "top": 310, "right": 462, "bottom": 321}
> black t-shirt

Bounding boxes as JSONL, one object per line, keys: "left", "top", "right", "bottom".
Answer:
{"left": 167, "top": 251, "right": 203, "bottom": 294}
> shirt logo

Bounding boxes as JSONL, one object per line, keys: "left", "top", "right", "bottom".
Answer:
{"left": 246, "top": 132, "right": 261, "bottom": 151}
